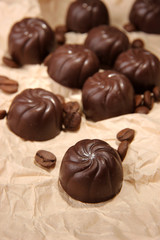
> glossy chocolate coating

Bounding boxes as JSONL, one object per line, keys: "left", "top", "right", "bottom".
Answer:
{"left": 82, "top": 70, "right": 135, "bottom": 122}
{"left": 129, "top": 0, "right": 160, "bottom": 34}
{"left": 114, "top": 48, "right": 160, "bottom": 93}
{"left": 66, "top": 0, "right": 109, "bottom": 33}
{"left": 47, "top": 44, "right": 100, "bottom": 89}
{"left": 7, "top": 88, "right": 62, "bottom": 141}
{"left": 8, "top": 18, "right": 55, "bottom": 65}
{"left": 59, "top": 139, "right": 123, "bottom": 203}
{"left": 85, "top": 25, "right": 129, "bottom": 67}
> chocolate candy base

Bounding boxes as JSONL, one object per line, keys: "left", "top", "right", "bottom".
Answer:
{"left": 7, "top": 88, "right": 62, "bottom": 141}
{"left": 59, "top": 139, "right": 123, "bottom": 203}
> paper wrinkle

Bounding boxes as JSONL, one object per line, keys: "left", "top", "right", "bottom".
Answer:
{"left": 0, "top": 0, "right": 160, "bottom": 239}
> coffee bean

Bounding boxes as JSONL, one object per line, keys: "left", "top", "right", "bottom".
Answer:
{"left": 0, "top": 75, "right": 18, "bottom": 93}
{"left": 63, "top": 111, "right": 81, "bottom": 131}
{"left": 63, "top": 101, "right": 80, "bottom": 114}
{"left": 118, "top": 140, "right": 129, "bottom": 161}
{"left": 135, "top": 106, "right": 149, "bottom": 114}
{"left": 123, "top": 23, "right": 136, "bottom": 32}
{"left": 2, "top": 56, "right": 20, "bottom": 68}
{"left": 35, "top": 150, "right": 56, "bottom": 169}
{"left": 117, "top": 128, "right": 135, "bottom": 143}
{"left": 131, "top": 39, "right": 144, "bottom": 48}
{"left": 55, "top": 32, "right": 66, "bottom": 44}
{"left": 144, "top": 90, "right": 152, "bottom": 109}
{"left": 135, "top": 94, "right": 143, "bottom": 107}
{"left": 153, "top": 86, "right": 160, "bottom": 102}
{"left": 55, "top": 25, "right": 67, "bottom": 34}
{"left": 0, "top": 110, "right": 7, "bottom": 119}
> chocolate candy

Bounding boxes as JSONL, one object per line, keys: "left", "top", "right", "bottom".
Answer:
{"left": 114, "top": 48, "right": 160, "bottom": 93}
{"left": 85, "top": 25, "right": 129, "bottom": 67}
{"left": 129, "top": 0, "right": 160, "bottom": 34}
{"left": 82, "top": 70, "right": 135, "bottom": 122}
{"left": 47, "top": 44, "right": 99, "bottom": 89}
{"left": 8, "top": 18, "right": 55, "bottom": 65}
{"left": 59, "top": 139, "right": 123, "bottom": 203}
{"left": 7, "top": 88, "right": 62, "bottom": 141}
{"left": 66, "top": 0, "right": 109, "bottom": 33}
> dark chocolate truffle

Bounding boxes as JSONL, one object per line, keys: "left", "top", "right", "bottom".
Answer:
{"left": 7, "top": 88, "right": 62, "bottom": 141}
{"left": 66, "top": 0, "right": 109, "bottom": 33}
{"left": 47, "top": 44, "right": 100, "bottom": 89}
{"left": 85, "top": 25, "right": 129, "bottom": 67}
{"left": 129, "top": 0, "right": 160, "bottom": 34}
{"left": 82, "top": 70, "right": 135, "bottom": 122}
{"left": 59, "top": 139, "right": 123, "bottom": 203}
{"left": 114, "top": 48, "right": 160, "bottom": 93}
{"left": 8, "top": 18, "right": 55, "bottom": 65}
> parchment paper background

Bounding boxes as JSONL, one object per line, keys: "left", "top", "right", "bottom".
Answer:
{"left": 0, "top": 0, "right": 160, "bottom": 239}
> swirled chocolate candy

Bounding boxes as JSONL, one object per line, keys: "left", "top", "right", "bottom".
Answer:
{"left": 129, "top": 0, "right": 160, "bottom": 34}
{"left": 47, "top": 44, "right": 100, "bottom": 89}
{"left": 8, "top": 18, "right": 55, "bottom": 65}
{"left": 7, "top": 88, "right": 62, "bottom": 141}
{"left": 66, "top": 0, "right": 109, "bottom": 33}
{"left": 59, "top": 139, "right": 123, "bottom": 203}
{"left": 84, "top": 25, "right": 129, "bottom": 67}
{"left": 114, "top": 48, "right": 160, "bottom": 93}
{"left": 82, "top": 70, "right": 135, "bottom": 122}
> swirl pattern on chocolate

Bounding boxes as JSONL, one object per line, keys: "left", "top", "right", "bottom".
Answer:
{"left": 7, "top": 88, "right": 62, "bottom": 141}
{"left": 66, "top": 0, "right": 109, "bottom": 33}
{"left": 8, "top": 18, "right": 55, "bottom": 65}
{"left": 129, "top": 0, "right": 160, "bottom": 34}
{"left": 47, "top": 44, "right": 100, "bottom": 89}
{"left": 114, "top": 48, "right": 160, "bottom": 93}
{"left": 82, "top": 70, "right": 135, "bottom": 122}
{"left": 85, "top": 25, "right": 129, "bottom": 67}
{"left": 59, "top": 139, "right": 123, "bottom": 203}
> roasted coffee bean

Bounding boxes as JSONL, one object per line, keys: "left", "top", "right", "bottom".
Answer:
{"left": 131, "top": 39, "right": 144, "bottom": 48}
{"left": 123, "top": 23, "right": 136, "bottom": 32}
{"left": 153, "top": 86, "right": 160, "bottom": 102}
{"left": 35, "top": 150, "right": 56, "bottom": 168}
{"left": 135, "top": 94, "right": 143, "bottom": 107}
{"left": 2, "top": 56, "right": 20, "bottom": 68}
{"left": 63, "top": 101, "right": 80, "bottom": 113}
{"left": 56, "top": 94, "right": 65, "bottom": 105}
{"left": 135, "top": 106, "right": 149, "bottom": 114}
{"left": 0, "top": 110, "right": 7, "bottom": 119}
{"left": 0, "top": 75, "right": 18, "bottom": 93}
{"left": 55, "top": 25, "right": 67, "bottom": 34}
{"left": 63, "top": 111, "right": 81, "bottom": 131}
{"left": 117, "top": 128, "right": 135, "bottom": 143}
{"left": 144, "top": 90, "right": 152, "bottom": 109}
{"left": 118, "top": 140, "right": 129, "bottom": 161}
{"left": 55, "top": 32, "right": 66, "bottom": 44}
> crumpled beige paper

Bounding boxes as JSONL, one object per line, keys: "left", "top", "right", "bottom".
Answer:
{"left": 0, "top": 0, "right": 160, "bottom": 239}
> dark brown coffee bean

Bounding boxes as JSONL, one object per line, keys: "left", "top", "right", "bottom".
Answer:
{"left": 135, "top": 94, "right": 143, "bottom": 107}
{"left": 118, "top": 140, "right": 129, "bottom": 161}
{"left": 144, "top": 90, "right": 152, "bottom": 109}
{"left": 135, "top": 106, "right": 149, "bottom": 114}
{"left": 55, "top": 25, "right": 67, "bottom": 34}
{"left": 0, "top": 110, "right": 7, "bottom": 119}
{"left": 55, "top": 32, "right": 66, "bottom": 44}
{"left": 117, "top": 128, "right": 135, "bottom": 143}
{"left": 35, "top": 150, "right": 56, "bottom": 168}
{"left": 0, "top": 75, "right": 18, "bottom": 93}
{"left": 150, "top": 96, "right": 154, "bottom": 109}
{"left": 2, "top": 56, "right": 20, "bottom": 68}
{"left": 123, "top": 23, "right": 136, "bottom": 32}
{"left": 63, "top": 101, "right": 80, "bottom": 114}
{"left": 131, "top": 39, "right": 144, "bottom": 48}
{"left": 56, "top": 94, "right": 65, "bottom": 105}
{"left": 63, "top": 111, "right": 81, "bottom": 131}
{"left": 153, "top": 86, "right": 160, "bottom": 102}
